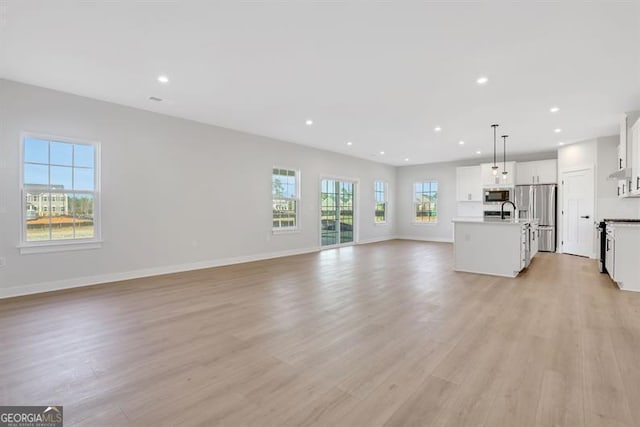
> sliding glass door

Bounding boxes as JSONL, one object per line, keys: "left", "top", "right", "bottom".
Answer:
{"left": 321, "top": 179, "right": 355, "bottom": 247}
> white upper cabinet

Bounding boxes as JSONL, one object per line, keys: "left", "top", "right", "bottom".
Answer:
{"left": 631, "top": 118, "right": 640, "bottom": 195}
{"left": 619, "top": 114, "right": 628, "bottom": 171}
{"left": 481, "top": 162, "right": 515, "bottom": 187}
{"left": 456, "top": 166, "right": 482, "bottom": 202}
{"left": 515, "top": 159, "right": 557, "bottom": 185}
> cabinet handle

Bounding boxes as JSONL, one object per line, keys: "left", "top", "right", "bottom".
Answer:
{"left": 618, "top": 186, "right": 620, "bottom": 196}
{"left": 623, "top": 183, "right": 626, "bottom": 194}
{"left": 637, "top": 176, "right": 639, "bottom": 190}
{"left": 606, "top": 239, "right": 610, "bottom": 251}
{"left": 620, "top": 158, "right": 623, "bottom": 169}
{"left": 532, "top": 175, "right": 535, "bottom": 183}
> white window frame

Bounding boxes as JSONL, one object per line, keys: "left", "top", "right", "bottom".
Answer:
{"left": 19, "top": 132, "right": 102, "bottom": 254}
{"left": 374, "top": 180, "right": 388, "bottom": 224}
{"left": 413, "top": 180, "right": 438, "bottom": 225}
{"left": 272, "top": 166, "right": 301, "bottom": 233}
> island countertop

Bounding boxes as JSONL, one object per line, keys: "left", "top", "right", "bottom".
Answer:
{"left": 452, "top": 217, "right": 538, "bottom": 225}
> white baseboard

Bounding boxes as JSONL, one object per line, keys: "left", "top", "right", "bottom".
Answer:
{"left": 1, "top": 246, "right": 321, "bottom": 299}
{"left": 395, "top": 235, "right": 454, "bottom": 243}
{"left": 357, "top": 235, "right": 397, "bottom": 245}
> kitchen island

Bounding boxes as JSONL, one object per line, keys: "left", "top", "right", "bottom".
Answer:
{"left": 452, "top": 217, "right": 538, "bottom": 278}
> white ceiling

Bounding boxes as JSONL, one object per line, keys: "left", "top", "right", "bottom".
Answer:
{"left": 1, "top": 1, "right": 639, "bottom": 166}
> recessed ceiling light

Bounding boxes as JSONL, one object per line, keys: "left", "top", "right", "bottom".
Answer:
{"left": 554, "top": 128, "right": 562, "bottom": 133}
{"left": 379, "top": 151, "right": 385, "bottom": 155}
{"left": 550, "top": 106, "right": 560, "bottom": 113}
{"left": 404, "top": 158, "right": 409, "bottom": 162}
{"left": 305, "top": 119, "right": 314, "bottom": 126}
{"left": 434, "top": 126, "right": 442, "bottom": 132}
{"left": 346, "top": 141, "right": 353, "bottom": 146}
{"left": 157, "top": 75, "right": 169, "bottom": 84}
{"left": 476, "top": 76, "right": 489, "bottom": 85}
{"left": 459, "top": 140, "right": 465, "bottom": 145}
{"left": 475, "top": 150, "right": 482, "bottom": 155}
{"left": 558, "top": 142, "right": 565, "bottom": 146}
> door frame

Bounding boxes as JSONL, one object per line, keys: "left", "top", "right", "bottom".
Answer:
{"left": 318, "top": 175, "right": 360, "bottom": 248}
{"left": 559, "top": 165, "right": 595, "bottom": 257}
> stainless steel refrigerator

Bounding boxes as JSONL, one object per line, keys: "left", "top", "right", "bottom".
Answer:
{"left": 514, "top": 184, "right": 557, "bottom": 252}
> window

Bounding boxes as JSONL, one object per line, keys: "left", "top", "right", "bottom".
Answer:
{"left": 414, "top": 181, "right": 438, "bottom": 223}
{"left": 374, "top": 181, "right": 387, "bottom": 223}
{"left": 272, "top": 168, "right": 299, "bottom": 231}
{"left": 21, "top": 134, "right": 100, "bottom": 249}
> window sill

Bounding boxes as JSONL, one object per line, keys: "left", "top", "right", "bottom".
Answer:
{"left": 412, "top": 222, "right": 439, "bottom": 226}
{"left": 272, "top": 228, "right": 301, "bottom": 235}
{"left": 19, "top": 240, "right": 103, "bottom": 255}
{"left": 375, "top": 222, "right": 389, "bottom": 226}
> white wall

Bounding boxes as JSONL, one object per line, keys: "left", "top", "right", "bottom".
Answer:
{"left": 0, "top": 79, "right": 396, "bottom": 297}
{"left": 396, "top": 153, "right": 558, "bottom": 243}
{"left": 395, "top": 161, "right": 459, "bottom": 242}
{"left": 557, "top": 136, "right": 640, "bottom": 257}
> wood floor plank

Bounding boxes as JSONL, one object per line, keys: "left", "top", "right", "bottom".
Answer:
{"left": 1, "top": 241, "right": 640, "bottom": 426}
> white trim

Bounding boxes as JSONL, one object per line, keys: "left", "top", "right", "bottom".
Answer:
{"left": 374, "top": 180, "right": 388, "bottom": 224}
{"left": 19, "top": 240, "right": 103, "bottom": 254}
{"left": 272, "top": 228, "right": 301, "bottom": 235}
{"left": 357, "top": 236, "right": 397, "bottom": 245}
{"left": 558, "top": 165, "right": 596, "bottom": 256}
{"left": 453, "top": 267, "right": 518, "bottom": 278}
{"left": 271, "top": 166, "right": 301, "bottom": 232}
{"left": 1, "top": 246, "right": 321, "bottom": 299}
{"left": 395, "top": 236, "right": 454, "bottom": 243}
{"left": 20, "top": 131, "right": 102, "bottom": 249}
{"left": 319, "top": 175, "right": 360, "bottom": 247}
{"left": 413, "top": 180, "right": 439, "bottom": 225}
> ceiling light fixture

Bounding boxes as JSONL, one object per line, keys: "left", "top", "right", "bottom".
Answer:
{"left": 379, "top": 151, "right": 385, "bottom": 155}
{"left": 434, "top": 126, "right": 442, "bottom": 132}
{"left": 550, "top": 106, "right": 560, "bottom": 113}
{"left": 305, "top": 119, "right": 314, "bottom": 126}
{"left": 558, "top": 142, "right": 565, "bottom": 146}
{"left": 476, "top": 76, "right": 489, "bottom": 85}
{"left": 491, "top": 124, "right": 499, "bottom": 175}
{"left": 554, "top": 128, "right": 562, "bottom": 133}
{"left": 475, "top": 150, "right": 482, "bottom": 155}
{"left": 459, "top": 140, "right": 465, "bottom": 145}
{"left": 157, "top": 75, "right": 169, "bottom": 84}
{"left": 501, "top": 135, "right": 509, "bottom": 180}
{"left": 346, "top": 141, "right": 353, "bottom": 146}
{"left": 404, "top": 158, "right": 410, "bottom": 162}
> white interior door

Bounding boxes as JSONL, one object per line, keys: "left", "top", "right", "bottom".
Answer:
{"left": 562, "top": 168, "right": 594, "bottom": 257}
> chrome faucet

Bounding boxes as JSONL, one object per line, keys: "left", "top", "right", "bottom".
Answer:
{"left": 501, "top": 201, "right": 516, "bottom": 220}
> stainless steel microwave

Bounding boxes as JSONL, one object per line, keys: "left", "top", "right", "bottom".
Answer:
{"left": 484, "top": 189, "right": 512, "bottom": 203}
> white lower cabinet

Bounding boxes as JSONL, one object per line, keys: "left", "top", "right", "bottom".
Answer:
{"left": 606, "top": 224, "right": 640, "bottom": 291}
{"left": 530, "top": 223, "right": 539, "bottom": 259}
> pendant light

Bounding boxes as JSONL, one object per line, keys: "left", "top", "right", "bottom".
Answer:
{"left": 501, "top": 135, "right": 509, "bottom": 180}
{"left": 491, "top": 124, "right": 499, "bottom": 175}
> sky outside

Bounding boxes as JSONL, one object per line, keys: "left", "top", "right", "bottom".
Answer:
{"left": 24, "top": 138, "right": 95, "bottom": 190}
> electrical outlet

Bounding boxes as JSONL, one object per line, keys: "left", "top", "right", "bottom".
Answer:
{"left": 0, "top": 257, "right": 6, "bottom": 268}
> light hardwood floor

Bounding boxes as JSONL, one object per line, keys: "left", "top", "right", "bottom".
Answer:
{"left": 2, "top": 240, "right": 640, "bottom": 426}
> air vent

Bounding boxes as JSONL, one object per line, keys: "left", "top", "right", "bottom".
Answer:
{"left": 149, "top": 96, "right": 163, "bottom": 102}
